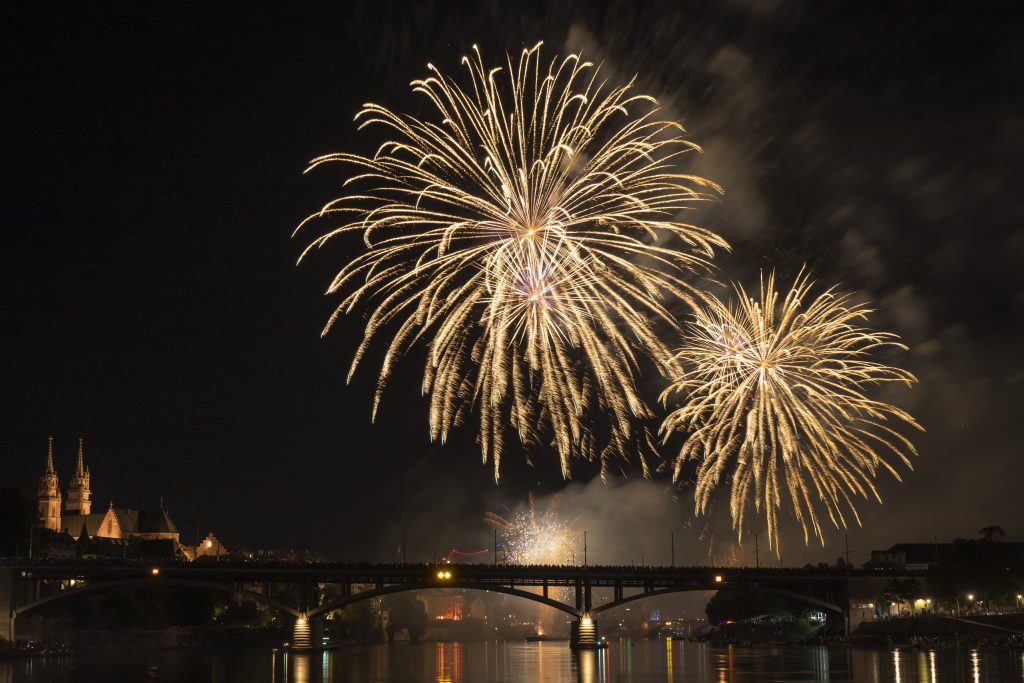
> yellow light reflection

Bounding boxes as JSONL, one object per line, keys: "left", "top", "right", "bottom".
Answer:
{"left": 579, "top": 650, "right": 596, "bottom": 683}
{"left": 292, "top": 654, "right": 309, "bottom": 683}
{"left": 436, "top": 642, "right": 451, "bottom": 683}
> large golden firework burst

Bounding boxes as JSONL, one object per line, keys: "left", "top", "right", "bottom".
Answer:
{"left": 660, "top": 270, "right": 922, "bottom": 550}
{"left": 298, "top": 42, "right": 727, "bottom": 478}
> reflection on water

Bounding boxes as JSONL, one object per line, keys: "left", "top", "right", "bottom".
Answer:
{"left": 1, "top": 640, "right": 1023, "bottom": 682}
{"left": 291, "top": 653, "right": 310, "bottom": 683}
{"left": 435, "top": 641, "right": 462, "bottom": 683}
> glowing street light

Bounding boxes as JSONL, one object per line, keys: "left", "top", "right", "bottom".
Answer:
{"left": 150, "top": 567, "right": 160, "bottom": 576}
{"left": 714, "top": 575, "right": 724, "bottom": 584}
{"left": 436, "top": 570, "right": 452, "bottom": 580}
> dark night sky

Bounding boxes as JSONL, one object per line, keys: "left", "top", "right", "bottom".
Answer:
{"left": 2, "top": 2, "right": 1022, "bottom": 565}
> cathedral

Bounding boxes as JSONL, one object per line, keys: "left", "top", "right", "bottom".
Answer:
{"left": 35, "top": 436, "right": 209, "bottom": 560}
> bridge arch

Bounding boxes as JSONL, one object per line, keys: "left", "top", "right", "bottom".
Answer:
{"left": 589, "top": 583, "right": 843, "bottom": 617}
{"left": 308, "top": 581, "right": 581, "bottom": 619}
{"left": 14, "top": 578, "right": 301, "bottom": 619}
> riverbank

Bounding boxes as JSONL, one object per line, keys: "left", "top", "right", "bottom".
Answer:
{"left": 851, "top": 614, "right": 1024, "bottom": 648}
{"left": 698, "top": 618, "right": 834, "bottom": 646}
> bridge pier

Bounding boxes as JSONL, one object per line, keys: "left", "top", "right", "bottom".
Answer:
{"left": 291, "top": 613, "right": 312, "bottom": 650}
{"left": 570, "top": 614, "right": 600, "bottom": 649}
{"left": 1, "top": 567, "right": 18, "bottom": 642}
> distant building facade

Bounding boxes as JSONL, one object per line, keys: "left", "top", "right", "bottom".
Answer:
{"left": 868, "top": 543, "right": 944, "bottom": 571}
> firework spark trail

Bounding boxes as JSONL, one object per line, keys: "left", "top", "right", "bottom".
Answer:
{"left": 485, "top": 496, "right": 577, "bottom": 566}
{"left": 297, "top": 42, "right": 727, "bottom": 478}
{"left": 659, "top": 270, "right": 922, "bottom": 551}
{"left": 489, "top": 510, "right": 575, "bottom": 565}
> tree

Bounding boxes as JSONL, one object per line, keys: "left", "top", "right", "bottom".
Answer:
{"left": 880, "top": 577, "right": 924, "bottom": 616}
{"left": 979, "top": 526, "right": 1006, "bottom": 543}
{"left": 383, "top": 594, "right": 429, "bottom": 642}
{"left": 928, "top": 537, "right": 1021, "bottom": 610}
{"left": 706, "top": 590, "right": 800, "bottom": 624}
{"left": 330, "top": 600, "right": 384, "bottom": 643}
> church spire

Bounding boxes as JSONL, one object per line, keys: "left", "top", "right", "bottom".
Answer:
{"left": 38, "top": 436, "right": 62, "bottom": 531}
{"left": 67, "top": 436, "right": 92, "bottom": 516}
{"left": 75, "top": 437, "right": 85, "bottom": 478}
{"left": 45, "top": 435, "right": 55, "bottom": 473}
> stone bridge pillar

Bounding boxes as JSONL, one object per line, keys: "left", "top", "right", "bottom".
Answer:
{"left": 573, "top": 580, "right": 592, "bottom": 613}
{"left": 1, "top": 567, "right": 20, "bottom": 642}
{"left": 291, "top": 613, "right": 312, "bottom": 650}
{"left": 570, "top": 614, "right": 600, "bottom": 649}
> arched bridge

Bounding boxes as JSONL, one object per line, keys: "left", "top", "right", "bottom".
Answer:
{"left": 2, "top": 560, "right": 859, "bottom": 648}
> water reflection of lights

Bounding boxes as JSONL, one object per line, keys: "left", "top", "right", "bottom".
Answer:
{"left": 811, "top": 646, "right": 829, "bottom": 678}
{"left": 292, "top": 653, "right": 310, "bottom": 683}
{"left": 665, "top": 638, "right": 673, "bottom": 682}
{"left": 928, "top": 650, "right": 937, "bottom": 683}
{"left": 579, "top": 650, "right": 596, "bottom": 683}
{"left": 893, "top": 648, "right": 902, "bottom": 683}
{"left": 434, "top": 641, "right": 462, "bottom": 683}
{"left": 970, "top": 649, "right": 980, "bottom": 683}
{"left": 715, "top": 644, "right": 735, "bottom": 683}
{"left": 436, "top": 642, "right": 450, "bottom": 683}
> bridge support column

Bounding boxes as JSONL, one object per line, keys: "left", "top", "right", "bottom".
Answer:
{"left": 291, "top": 613, "right": 312, "bottom": 650}
{"left": 570, "top": 614, "right": 600, "bottom": 650}
{"left": 0, "top": 569, "right": 14, "bottom": 643}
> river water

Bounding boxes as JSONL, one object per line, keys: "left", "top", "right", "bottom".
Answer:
{"left": 2, "top": 640, "right": 1023, "bottom": 682}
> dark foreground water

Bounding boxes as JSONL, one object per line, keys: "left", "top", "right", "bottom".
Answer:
{"left": 2, "top": 640, "right": 1023, "bottom": 683}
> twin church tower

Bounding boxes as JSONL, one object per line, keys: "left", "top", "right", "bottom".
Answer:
{"left": 38, "top": 436, "right": 92, "bottom": 531}
{"left": 32, "top": 436, "right": 225, "bottom": 561}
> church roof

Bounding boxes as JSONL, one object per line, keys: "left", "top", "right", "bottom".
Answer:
{"left": 61, "top": 513, "right": 108, "bottom": 538}
{"left": 113, "top": 507, "right": 178, "bottom": 534}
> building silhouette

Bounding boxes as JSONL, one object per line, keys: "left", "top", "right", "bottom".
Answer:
{"left": 34, "top": 436, "right": 198, "bottom": 560}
